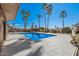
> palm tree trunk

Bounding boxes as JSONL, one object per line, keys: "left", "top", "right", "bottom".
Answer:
{"left": 62, "top": 17, "right": 64, "bottom": 28}
{"left": 24, "top": 20, "right": 27, "bottom": 30}
{"left": 38, "top": 18, "right": 40, "bottom": 31}
{"left": 62, "top": 17, "right": 64, "bottom": 33}
{"left": 44, "top": 8, "right": 46, "bottom": 32}
{"left": 47, "top": 14, "right": 49, "bottom": 32}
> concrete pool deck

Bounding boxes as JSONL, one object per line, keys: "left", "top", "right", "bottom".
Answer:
{"left": 40, "top": 34, "right": 77, "bottom": 56}
{"left": 1, "top": 33, "right": 77, "bottom": 56}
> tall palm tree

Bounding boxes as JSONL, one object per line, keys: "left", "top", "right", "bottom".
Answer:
{"left": 60, "top": 10, "right": 67, "bottom": 28}
{"left": 12, "top": 23, "right": 15, "bottom": 32}
{"left": 37, "top": 14, "right": 42, "bottom": 31}
{"left": 21, "top": 9, "right": 26, "bottom": 16}
{"left": 31, "top": 22, "right": 34, "bottom": 31}
{"left": 35, "top": 24, "right": 37, "bottom": 31}
{"left": 42, "top": 3, "right": 48, "bottom": 32}
{"left": 23, "top": 15, "right": 28, "bottom": 29}
{"left": 21, "top": 10, "right": 30, "bottom": 30}
{"left": 47, "top": 4, "right": 53, "bottom": 32}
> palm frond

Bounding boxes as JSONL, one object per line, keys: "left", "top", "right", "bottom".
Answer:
{"left": 21, "top": 9, "right": 27, "bottom": 16}
{"left": 60, "top": 10, "right": 67, "bottom": 18}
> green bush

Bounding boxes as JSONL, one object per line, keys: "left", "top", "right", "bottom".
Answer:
{"left": 62, "top": 27, "right": 71, "bottom": 33}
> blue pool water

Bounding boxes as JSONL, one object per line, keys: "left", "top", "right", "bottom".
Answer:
{"left": 20, "top": 32, "right": 55, "bottom": 41}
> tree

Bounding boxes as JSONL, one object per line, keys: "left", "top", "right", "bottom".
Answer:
{"left": 47, "top": 4, "right": 53, "bottom": 32}
{"left": 62, "top": 27, "right": 71, "bottom": 33}
{"left": 40, "top": 27, "right": 45, "bottom": 32}
{"left": 31, "top": 22, "right": 34, "bottom": 31}
{"left": 21, "top": 9, "right": 30, "bottom": 30}
{"left": 60, "top": 10, "right": 67, "bottom": 28}
{"left": 12, "top": 23, "right": 15, "bottom": 32}
{"left": 37, "top": 14, "right": 42, "bottom": 31}
{"left": 42, "top": 3, "right": 48, "bottom": 32}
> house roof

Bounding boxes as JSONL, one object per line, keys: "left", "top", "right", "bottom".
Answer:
{"left": 1, "top": 3, "right": 20, "bottom": 20}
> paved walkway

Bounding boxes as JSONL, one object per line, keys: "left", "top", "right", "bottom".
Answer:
{"left": 1, "top": 34, "right": 41, "bottom": 56}
{"left": 40, "top": 34, "right": 77, "bottom": 56}
{"left": 1, "top": 33, "right": 77, "bottom": 56}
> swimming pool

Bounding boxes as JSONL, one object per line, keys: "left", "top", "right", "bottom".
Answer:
{"left": 20, "top": 32, "right": 55, "bottom": 41}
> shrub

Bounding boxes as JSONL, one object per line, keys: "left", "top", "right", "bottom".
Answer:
{"left": 62, "top": 27, "right": 71, "bottom": 33}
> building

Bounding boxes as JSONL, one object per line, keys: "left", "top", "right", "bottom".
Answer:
{"left": 0, "top": 3, "right": 20, "bottom": 53}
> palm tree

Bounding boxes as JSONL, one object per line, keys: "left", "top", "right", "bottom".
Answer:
{"left": 21, "top": 10, "right": 30, "bottom": 30}
{"left": 60, "top": 10, "right": 67, "bottom": 28}
{"left": 31, "top": 22, "right": 34, "bottom": 31}
{"left": 35, "top": 24, "right": 37, "bottom": 31}
{"left": 12, "top": 23, "right": 15, "bottom": 32}
{"left": 21, "top": 9, "right": 26, "bottom": 16}
{"left": 42, "top": 3, "right": 48, "bottom": 32}
{"left": 37, "top": 14, "right": 42, "bottom": 31}
{"left": 47, "top": 4, "right": 53, "bottom": 32}
{"left": 23, "top": 15, "right": 28, "bottom": 29}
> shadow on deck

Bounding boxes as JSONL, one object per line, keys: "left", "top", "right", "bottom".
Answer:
{"left": 27, "top": 46, "right": 43, "bottom": 56}
{"left": 1, "top": 42, "right": 31, "bottom": 56}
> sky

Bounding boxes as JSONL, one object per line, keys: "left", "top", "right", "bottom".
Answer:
{"left": 6, "top": 3, "right": 79, "bottom": 29}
